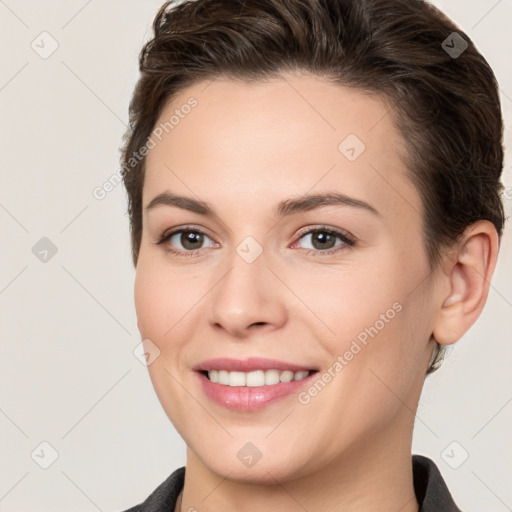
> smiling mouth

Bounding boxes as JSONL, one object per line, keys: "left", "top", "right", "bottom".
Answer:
{"left": 202, "top": 369, "right": 316, "bottom": 387}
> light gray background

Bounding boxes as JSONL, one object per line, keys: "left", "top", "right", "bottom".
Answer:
{"left": 0, "top": 1, "right": 511, "bottom": 510}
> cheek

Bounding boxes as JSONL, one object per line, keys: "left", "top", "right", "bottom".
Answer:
{"left": 301, "top": 262, "right": 428, "bottom": 396}
{"left": 134, "top": 259, "right": 200, "bottom": 343}
{"left": 302, "top": 302, "right": 425, "bottom": 447}
{"left": 134, "top": 269, "right": 167, "bottom": 340}
{"left": 134, "top": 262, "right": 198, "bottom": 432}
{"left": 291, "top": 262, "right": 405, "bottom": 353}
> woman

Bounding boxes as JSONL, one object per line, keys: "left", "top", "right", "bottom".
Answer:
{"left": 119, "top": 0, "right": 505, "bottom": 510}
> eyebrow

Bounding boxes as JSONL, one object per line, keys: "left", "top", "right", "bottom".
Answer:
{"left": 144, "top": 191, "right": 380, "bottom": 217}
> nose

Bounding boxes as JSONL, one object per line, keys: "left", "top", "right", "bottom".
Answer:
{"left": 207, "top": 250, "right": 287, "bottom": 339}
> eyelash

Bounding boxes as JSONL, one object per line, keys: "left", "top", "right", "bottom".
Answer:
{"left": 155, "top": 224, "right": 357, "bottom": 257}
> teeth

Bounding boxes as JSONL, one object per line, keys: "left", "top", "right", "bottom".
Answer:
{"left": 280, "top": 370, "right": 294, "bottom": 383}
{"left": 246, "top": 370, "right": 265, "bottom": 387}
{"left": 206, "top": 369, "right": 311, "bottom": 386}
{"left": 265, "top": 369, "right": 280, "bottom": 385}
{"left": 228, "top": 371, "right": 246, "bottom": 387}
{"left": 218, "top": 370, "right": 229, "bottom": 385}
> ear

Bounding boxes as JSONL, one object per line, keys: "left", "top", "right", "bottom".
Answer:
{"left": 432, "top": 220, "right": 500, "bottom": 346}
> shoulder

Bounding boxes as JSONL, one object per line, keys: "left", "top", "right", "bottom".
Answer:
{"left": 412, "top": 454, "right": 462, "bottom": 511}
{"left": 119, "top": 466, "right": 185, "bottom": 512}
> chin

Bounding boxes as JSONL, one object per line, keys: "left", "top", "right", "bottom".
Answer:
{"left": 204, "top": 457, "right": 300, "bottom": 484}
{"left": 188, "top": 437, "right": 318, "bottom": 484}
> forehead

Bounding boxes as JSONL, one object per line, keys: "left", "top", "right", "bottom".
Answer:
{"left": 143, "top": 73, "right": 421, "bottom": 220}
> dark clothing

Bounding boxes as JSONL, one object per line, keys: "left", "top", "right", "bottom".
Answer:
{"left": 122, "top": 454, "right": 461, "bottom": 511}
{"left": 412, "top": 455, "right": 462, "bottom": 511}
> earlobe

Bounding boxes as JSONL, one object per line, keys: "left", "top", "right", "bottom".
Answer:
{"left": 432, "top": 221, "right": 499, "bottom": 346}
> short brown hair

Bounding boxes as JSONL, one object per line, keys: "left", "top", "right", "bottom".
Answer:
{"left": 120, "top": 0, "right": 506, "bottom": 374}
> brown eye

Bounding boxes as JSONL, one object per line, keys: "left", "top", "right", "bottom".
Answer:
{"left": 309, "top": 231, "right": 337, "bottom": 250}
{"left": 294, "top": 227, "right": 356, "bottom": 254}
{"left": 156, "top": 228, "right": 217, "bottom": 254}
{"left": 179, "top": 231, "right": 205, "bottom": 250}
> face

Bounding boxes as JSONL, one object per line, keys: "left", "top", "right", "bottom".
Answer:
{"left": 135, "top": 73, "right": 440, "bottom": 483}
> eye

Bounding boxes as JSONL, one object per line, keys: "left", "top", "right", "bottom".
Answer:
{"left": 292, "top": 227, "right": 356, "bottom": 254}
{"left": 155, "top": 225, "right": 355, "bottom": 257}
{"left": 155, "top": 227, "right": 218, "bottom": 255}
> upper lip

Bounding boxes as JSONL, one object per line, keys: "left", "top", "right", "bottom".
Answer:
{"left": 193, "top": 357, "right": 316, "bottom": 372}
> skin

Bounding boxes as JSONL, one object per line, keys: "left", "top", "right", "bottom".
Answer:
{"left": 134, "top": 72, "right": 499, "bottom": 512}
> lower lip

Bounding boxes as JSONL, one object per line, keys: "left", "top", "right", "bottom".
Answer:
{"left": 197, "top": 371, "right": 316, "bottom": 411}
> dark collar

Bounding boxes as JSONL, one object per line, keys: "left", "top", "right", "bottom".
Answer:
{"left": 413, "top": 454, "right": 462, "bottom": 511}
{"left": 123, "top": 454, "right": 461, "bottom": 511}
